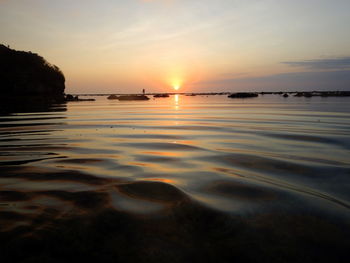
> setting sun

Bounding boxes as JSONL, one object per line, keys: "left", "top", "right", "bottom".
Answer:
{"left": 171, "top": 78, "right": 182, "bottom": 91}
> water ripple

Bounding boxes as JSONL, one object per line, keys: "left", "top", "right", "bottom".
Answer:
{"left": 1, "top": 96, "right": 350, "bottom": 261}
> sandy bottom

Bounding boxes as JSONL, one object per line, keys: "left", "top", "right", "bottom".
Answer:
{"left": 0, "top": 166, "right": 349, "bottom": 263}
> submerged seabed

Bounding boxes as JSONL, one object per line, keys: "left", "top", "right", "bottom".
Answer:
{"left": 0, "top": 95, "right": 350, "bottom": 262}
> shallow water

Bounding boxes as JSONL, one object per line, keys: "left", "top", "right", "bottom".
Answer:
{"left": 1, "top": 94, "right": 350, "bottom": 262}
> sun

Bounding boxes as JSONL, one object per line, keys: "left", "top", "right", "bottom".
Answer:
{"left": 169, "top": 77, "right": 182, "bottom": 91}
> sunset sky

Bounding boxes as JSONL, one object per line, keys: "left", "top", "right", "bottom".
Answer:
{"left": 1, "top": 0, "right": 350, "bottom": 93}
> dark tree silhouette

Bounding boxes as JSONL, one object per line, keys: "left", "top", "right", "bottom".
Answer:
{"left": 0, "top": 44, "right": 65, "bottom": 100}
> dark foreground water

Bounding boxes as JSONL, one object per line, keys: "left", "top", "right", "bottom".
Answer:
{"left": 1, "top": 94, "right": 350, "bottom": 262}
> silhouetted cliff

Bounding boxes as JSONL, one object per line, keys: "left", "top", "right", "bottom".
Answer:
{"left": 0, "top": 44, "right": 65, "bottom": 107}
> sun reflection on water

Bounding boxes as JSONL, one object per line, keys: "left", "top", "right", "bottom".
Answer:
{"left": 174, "top": 94, "right": 179, "bottom": 110}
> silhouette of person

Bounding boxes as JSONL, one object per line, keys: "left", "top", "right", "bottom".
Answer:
{"left": 142, "top": 89, "right": 145, "bottom": 94}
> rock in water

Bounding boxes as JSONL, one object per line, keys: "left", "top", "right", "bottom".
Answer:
{"left": 228, "top": 92, "right": 258, "bottom": 98}
{"left": 0, "top": 44, "right": 65, "bottom": 111}
{"left": 107, "top": 94, "right": 119, "bottom": 100}
{"left": 107, "top": 94, "right": 149, "bottom": 101}
{"left": 153, "top": 94, "right": 170, "bottom": 98}
{"left": 117, "top": 95, "right": 150, "bottom": 100}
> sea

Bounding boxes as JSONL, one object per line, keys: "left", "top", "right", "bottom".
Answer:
{"left": 0, "top": 94, "right": 349, "bottom": 262}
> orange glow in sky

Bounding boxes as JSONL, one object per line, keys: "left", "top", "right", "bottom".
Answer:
{"left": 2, "top": 1, "right": 349, "bottom": 93}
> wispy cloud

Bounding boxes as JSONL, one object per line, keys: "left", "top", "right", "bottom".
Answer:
{"left": 282, "top": 57, "right": 350, "bottom": 70}
{"left": 192, "top": 70, "right": 350, "bottom": 92}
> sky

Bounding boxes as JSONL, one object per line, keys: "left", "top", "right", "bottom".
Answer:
{"left": 1, "top": 0, "right": 350, "bottom": 93}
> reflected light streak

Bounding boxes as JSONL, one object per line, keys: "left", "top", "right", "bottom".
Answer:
{"left": 174, "top": 94, "right": 179, "bottom": 110}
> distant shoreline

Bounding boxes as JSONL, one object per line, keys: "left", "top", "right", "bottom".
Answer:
{"left": 72, "top": 91, "right": 350, "bottom": 97}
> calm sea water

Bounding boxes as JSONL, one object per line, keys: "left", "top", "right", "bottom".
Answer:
{"left": 1, "top": 94, "right": 350, "bottom": 262}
